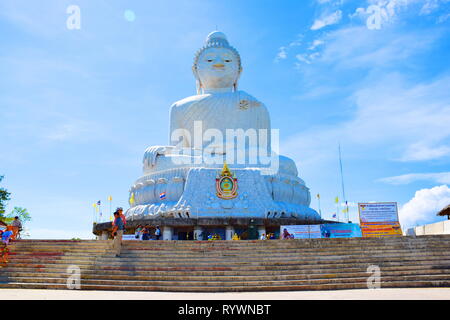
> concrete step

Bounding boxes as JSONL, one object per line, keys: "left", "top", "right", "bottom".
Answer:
{"left": 5, "top": 262, "right": 450, "bottom": 277}
{"left": 10, "top": 243, "right": 450, "bottom": 255}
{"left": 4, "top": 268, "right": 450, "bottom": 282}
{"left": 10, "top": 236, "right": 450, "bottom": 248}
{"left": 9, "top": 249, "right": 450, "bottom": 262}
{"left": 7, "top": 251, "right": 450, "bottom": 267}
{"left": 1, "top": 279, "right": 450, "bottom": 292}
{"left": 5, "top": 258, "right": 450, "bottom": 278}
{"left": 4, "top": 236, "right": 450, "bottom": 292}
{"left": 4, "top": 272, "right": 450, "bottom": 287}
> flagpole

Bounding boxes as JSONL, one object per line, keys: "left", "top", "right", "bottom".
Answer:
{"left": 108, "top": 196, "right": 112, "bottom": 221}
{"left": 338, "top": 143, "right": 348, "bottom": 223}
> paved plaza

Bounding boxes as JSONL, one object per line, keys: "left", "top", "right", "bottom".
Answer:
{"left": 1, "top": 288, "right": 450, "bottom": 300}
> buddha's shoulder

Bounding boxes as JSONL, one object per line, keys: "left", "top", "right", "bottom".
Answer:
{"left": 237, "top": 90, "right": 262, "bottom": 103}
{"left": 170, "top": 94, "right": 210, "bottom": 110}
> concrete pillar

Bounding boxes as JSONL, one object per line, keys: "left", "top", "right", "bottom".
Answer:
{"left": 163, "top": 226, "right": 173, "bottom": 240}
{"left": 225, "top": 226, "right": 234, "bottom": 240}
{"left": 258, "top": 226, "right": 266, "bottom": 239}
{"left": 100, "top": 231, "right": 109, "bottom": 240}
{"left": 194, "top": 226, "right": 203, "bottom": 240}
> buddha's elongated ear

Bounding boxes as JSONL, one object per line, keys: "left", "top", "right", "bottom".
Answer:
{"left": 193, "top": 65, "right": 202, "bottom": 94}
{"left": 196, "top": 79, "right": 202, "bottom": 95}
{"left": 233, "top": 67, "right": 242, "bottom": 92}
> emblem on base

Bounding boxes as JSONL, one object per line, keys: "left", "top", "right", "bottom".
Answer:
{"left": 216, "top": 162, "right": 238, "bottom": 200}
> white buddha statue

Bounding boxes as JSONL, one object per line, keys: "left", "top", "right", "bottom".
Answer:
{"left": 127, "top": 31, "right": 320, "bottom": 222}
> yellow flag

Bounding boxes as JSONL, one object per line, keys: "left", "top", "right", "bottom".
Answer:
{"left": 335, "top": 196, "right": 339, "bottom": 204}
{"left": 92, "top": 203, "right": 97, "bottom": 208}
{"left": 129, "top": 192, "right": 135, "bottom": 206}
{"left": 108, "top": 195, "right": 112, "bottom": 201}
{"left": 342, "top": 207, "right": 348, "bottom": 213}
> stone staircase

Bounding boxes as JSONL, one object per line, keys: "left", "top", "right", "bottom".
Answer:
{"left": 1, "top": 235, "right": 450, "bottom": 291}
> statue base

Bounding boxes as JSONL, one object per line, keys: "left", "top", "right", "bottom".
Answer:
{"left": 93, "top": 217, "right": 334, "bottom": 240}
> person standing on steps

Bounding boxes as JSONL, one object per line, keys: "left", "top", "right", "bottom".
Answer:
{"left": 112, "top": 208, "right": 126, "bottom": 227}
{"left": 112, "top": 209, "right": 125, "bottom": 257}
{"left": 118, "top": 207, "right": 126, "bottom": 226}
{"left": 142, "top": 225, "right": 150, "bottom": 241}
{"left": 11, "top": 216, "right": 22, "bottom": 240}
{"left": 135, "top": 225, "right": 142, "bottom": 239}
{"left": 155, "top": 225, "right": 161, "bottom": 240}
{"left": 0, "top": 227, "right": 13, "bottom": 266}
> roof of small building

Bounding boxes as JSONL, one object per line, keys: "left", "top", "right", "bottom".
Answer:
{"left": 437, "top": 204, "right": 450, "bottom": 216}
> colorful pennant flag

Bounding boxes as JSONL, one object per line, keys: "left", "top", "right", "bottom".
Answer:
{"left": 129, "top": 192, "right": 135, "bottom": 206}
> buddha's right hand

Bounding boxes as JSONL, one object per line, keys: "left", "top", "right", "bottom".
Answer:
{"left": 143, "top": 146, "right": 175, "bottom": 167}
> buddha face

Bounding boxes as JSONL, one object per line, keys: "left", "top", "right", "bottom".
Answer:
{"left": 196, "top": 47, "right": 240, "bottom": 90}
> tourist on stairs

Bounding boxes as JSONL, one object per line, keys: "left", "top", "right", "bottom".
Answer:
{"left": 142, "top": 225, "right": 150, "bottom": 240}
{"left": 155, "top": 225, "right": 161, "bottom": 240}
{"left": 112, "top": 210, "right": 125, "bottom": 257}
{"left": 11, "top": 216, "right": 22, "bottom": 240}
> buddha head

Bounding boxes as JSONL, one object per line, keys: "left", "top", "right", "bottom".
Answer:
{"left": 192, "top": 31, "right": 242, "bottom": 94}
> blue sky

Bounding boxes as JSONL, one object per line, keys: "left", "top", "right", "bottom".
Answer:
{"left": 1, "top": 0, "right": 449, "bottom": 238}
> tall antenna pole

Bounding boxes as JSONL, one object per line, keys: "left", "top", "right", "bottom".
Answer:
{"left": 338, "top": 143, "right": 349, "bottom": 222}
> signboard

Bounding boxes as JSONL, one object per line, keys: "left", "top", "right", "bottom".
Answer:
{"left": 280, "top": 225, "right": 321, "bottom": 239}
{"left": 358, "top": 202, "right": 402, "bottom": 237}
{"left": 321, "top": 223, "right": 362, "bottom": 238}
{"left": 122, "top": 234, "right": 141, "bottom": 241}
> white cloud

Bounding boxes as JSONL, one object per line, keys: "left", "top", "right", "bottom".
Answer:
{"left": 319, "top": 26, "right": 440, "bottom": 69}
{"left": 420, "top": 0, "right": 441, "bottom": 15}
{"left": 349, "top": 7, "right": 366, "bottom": 19}
{"left": 311, "top": 10, "right": 343, "bottom": 30}
{"left": 275, "top": 46, "right": 287, "bottom": 62}
{"left": 282, "top": 22, "right": 450, "bottom": 171}
{"left": 308, "top": 39, "right": 325, "bottom": 50}
{"left": 379, "top": 172, "right": 450, "bottom": 185}
{"left": 398, "top": 142, "right": 450, "bottom": 161}
{"left": 399, "top": 185, "right": 450, "bottom": 227}
{"left": 438, "top": 13, "right": 450, "bottom": 23}
{"left": 284, "top": 73, "right": 450, "bottom": 166}
{"left": 295, "top": 54, "right": 312, "bottom": 65}
{"left": 288, "top": 36, "right": 303, "bottom": 47}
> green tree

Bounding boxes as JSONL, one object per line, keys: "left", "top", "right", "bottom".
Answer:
{"left": 0, "top": 175, "right": 11, "bottom": 218}
{"left": 5, "top": 207, "right": 31, "bottom": 224}
{"left": 4, "top": 207, "right": 32, "bottom": 238}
